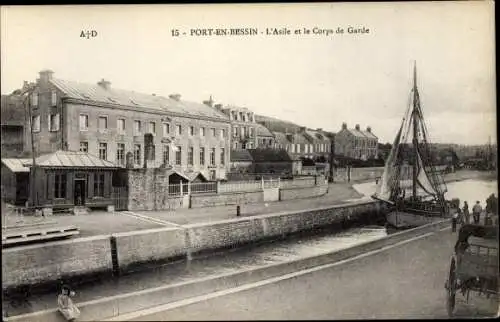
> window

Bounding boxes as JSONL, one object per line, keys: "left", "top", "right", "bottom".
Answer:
{"left": 117, "top": 118, "right": 126, "bottom": 134}
{"left": 99, "top": 142, "right": 107, "bottom": 160}
{"left": 220, "top": 129, "right": 226, "bottom": 138}
{"left": 134, "top": 144, "right": 142, "bottom": 165}
{"left": 199, "top": 147, "right": 205, "bottom": 165}
{"left": 98, "top": 116, "right": 108, "bottom": 131}
{"left": 162, "top": 145, "right": 170, "bottom": 164}
{"left": 239, "top": 112, "right": 243, "bottom": 121}
{"left": 54, "top": 173, "right": 66, "bottom": 199}
{"left": 134, "top": 120, "right": 142, "bottom": 135}
{"left": 200, "top": 127, "right": 205, "bottom": 137}
{"left": 210, "top": 148, "right": 216, "bottom": 165}
{"left": 117, "top": 143, "right": 125, "bottom": 165}
{"left": 188, "top": 147, "right": 194, "bottom": 165}
{"left": 241, "top": 127, "right": 245, "bottom": 137}
{"left": 94, "top": 173, "right": 105, "bottom": 197}
{"left": 176, "top": 125, "right": 182, "bottom": 135}
{"left": 220, "top": 148, "right": 225, "bottom": 165}
{"left": 32, "top": 115, "right": 40, "bottom": 132}
{"left": 189, "top": 126, "right": 194, "bottom": 136}
{"left": 31, "top": 92, "right": 38, "bottom": 107}
{"left": 79, "top": 114, "right": 89, "bottom": 131}
{"left": 242, "top": 114, "right": 246, "bottom": 122}
{"left": 233, "top": 126, "right": 238, "bottom": 137}
{"left": 48, "top": 114, "right": 60, "bottom": 132}
{"left": 175, "top": 146, "right": 182, "bottom": 165}
{"left": 162, "top": 123, "right": 170, "bottom": 136}
{"left": 51, "top": 91, "right": 57, "bottom": 106}
{"left": 149, "top": 121, "right": 156, "bottom": 134}
{"left": 210, "top": 128, "right": 216, "bottom": 136}
{"left": 79, "top": 141, "right": 88, "bottom": 152}
{"left": 249, "top": 128, "right": 254, "bottom": 137}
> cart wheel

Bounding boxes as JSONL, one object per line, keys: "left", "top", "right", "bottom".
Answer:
{"left": 446, "top": 258, "right": 457, "bottom": 317}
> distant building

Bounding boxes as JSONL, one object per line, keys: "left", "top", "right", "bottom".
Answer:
{"left": 247, "top": 148, "right": 294, "bottom": 176}
{"left": 302, "top": 128, "right": 331, "bottom": 162}
{"left": 1, "top": 94, "right": 26, "bottom": 157}
{"left": 17, "top": 70, "right": 231, "bottom": 181}
{"left": 228, "top": 149, "right": 254, "bottom": 179}
{"left": 255, "top": 123, "right": 275, "bottom": 149}
{"left": 335, "top": 123, "right": 378, "bottom": 160}
{"left": 220, "top": 105, "right": 257, "bottom": 150}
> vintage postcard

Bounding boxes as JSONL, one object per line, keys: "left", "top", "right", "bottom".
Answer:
{"left": 1, "top": 2, "right": 497, "bottom": 321}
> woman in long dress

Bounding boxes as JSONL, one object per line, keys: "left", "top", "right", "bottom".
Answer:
{"left": 58, "top": 286, "right": 80, "bottom": 321}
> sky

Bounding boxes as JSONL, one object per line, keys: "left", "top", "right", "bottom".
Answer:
{"left": 1, "top": 2, "right": 496, "bottom": 145}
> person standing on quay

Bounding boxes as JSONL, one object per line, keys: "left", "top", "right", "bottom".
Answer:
{"left": 462, "top": 201, "right": 470, "bottom": 224}
{"left": 472, "top": 201, "right": 482, "bottom": 224}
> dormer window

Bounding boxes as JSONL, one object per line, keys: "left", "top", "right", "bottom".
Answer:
{"left": 51, "top": 91, "right": 57, "bottom": 106}
{"left": 31, "top": 92, "right": 38, "bottom": 107}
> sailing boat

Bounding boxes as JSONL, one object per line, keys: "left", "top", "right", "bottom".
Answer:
{"left": 372, "top": 62, "right": 450, "bottom": 228}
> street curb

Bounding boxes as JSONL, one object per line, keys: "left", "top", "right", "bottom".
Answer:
{"left": 4, "top": 219, "right": 450, "bottom": 322}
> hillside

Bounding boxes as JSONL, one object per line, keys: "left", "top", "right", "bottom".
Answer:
{"left": 254, "top": 114, "right": 302, "bottom": 133}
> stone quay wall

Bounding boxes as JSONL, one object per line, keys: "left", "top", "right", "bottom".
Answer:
{"left": 2, "top": 200, "right": 382, "bottom": 291}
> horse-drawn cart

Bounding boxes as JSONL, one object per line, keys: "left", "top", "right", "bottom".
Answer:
{"left": 445, "top": 224, "right": 499, "bottom": 317}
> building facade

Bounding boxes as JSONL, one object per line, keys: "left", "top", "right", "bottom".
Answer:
{"left": 1, "top": 94, "right": 26, "bottom": 158}
{"left": 220, "top": 105, "right": 257, "bottom": 150}
{"left": 335, "top": 123, "right": 378, "bottom": 160}
{"left": 22, "top": 70, "right": 231, "bottom": 180}
{"left": 255, "top": 123, "right": 275, "bottom": 149}
{"left": 302, "top": 128, "right": 331, "bottom": 162}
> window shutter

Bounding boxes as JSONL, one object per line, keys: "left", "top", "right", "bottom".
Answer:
{"left": 48, "top": 115, "right": 52, "bottom": 132}
{"left": 104, "top": 172, "right": 111, "bottom": 198}
{"left": 87, "top": 173, "right": 94, "bottom": 198}
{"left": 47, "top": 172, "right": 54, "bottom": 200}
{"left": 55, "top": 114, "right": 60, "bottom": 131}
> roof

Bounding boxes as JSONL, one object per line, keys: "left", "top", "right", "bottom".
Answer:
{"left": 1, "top": 158, "right": 31, "bottom": 173}
{"left": 254, "top": 123, "right": 274, "bottom": 137}
{"left": 304, "top": 129, "right": 327, "bottom": 142}
{"left": 272, "top": 132, "right": 292, "bottom": 145}
{"left": 186, "top": 171, "right": 209, "bottom": 181}
{"left": 50, "top": 78, "right": 229, "bottom": 121}
{"left": 289, "top": 133, "right": 310, "bottom": 144}
{"left": 230, "top": 149, "right": 253, "bottom": 162}
{"left": 343, "top": 128, "right": 377, "bottom": 139}
{"left": 165, "top": 169, "right": 191, "bottom": 181}
{"left": 34, "top": 150, "right": 120, "bottom": 168}
{"left": 247, "top": 148, "right": 292, "bottom": 162}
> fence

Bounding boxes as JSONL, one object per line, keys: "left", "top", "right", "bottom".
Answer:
{"left": 112, "top": 187, "right": 128, "bottom": 211}
{"left": 168, "top": 182, "right": 217, "bottom": 197}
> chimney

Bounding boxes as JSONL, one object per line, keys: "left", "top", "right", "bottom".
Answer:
{"left": 316, "top": 128, "right": 323, "bottom": 132}
{"left": 39, "top": 70, "right": 54, "bottom": 84}
{"left": 214, "top": 103, "right": 223, "bottom": 110}
{"left": 342, "top": 122, "right": 347, "bottom": 130}
{"left": 355, "top": 124, "right": 360, "bottom": 131}
{"left": 203, "top": 95, "right": 214, "bottom": 107}
{"left": 367, "top": 126, "right": 372, "bottom": 133}
{"left": 97, "top": 79, "right": 111, "bottom": 90}
{"left": 169, "top": 93, "right": 181, "bottom": 101}
{"left": 299, "top": 126, "right": 306, "bottom": 132}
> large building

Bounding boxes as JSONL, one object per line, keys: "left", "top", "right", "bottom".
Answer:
{"left": 220, "top": 105, "right": 257, "bottom": 150}
{"left": 302, "top": 128, "right": 331, "bottom": 162}
{"left": 255, "top": 123, "right": 275, "bottom": 149}
{"left": 20, "top": 70, "right": 232, "bottom": 180}
{"left": 335, "top": 122, "right": 378, "bottom": 160}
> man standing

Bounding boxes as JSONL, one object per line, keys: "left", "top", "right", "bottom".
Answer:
{"left": 451, "top": 210, "right": 459, "bottom": 232}
{"left": 463, "top": 201, "right": 470, "bottom": 224}
{"left": 472, "top": 201, "right": 482, "bottom": 224}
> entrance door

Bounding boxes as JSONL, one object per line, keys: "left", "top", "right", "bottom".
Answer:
{"left": 74, "top": 179, "right": 86, "bottom": 206}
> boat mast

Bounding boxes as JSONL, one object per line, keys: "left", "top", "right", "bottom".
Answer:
{"left": 412, "top": 62, "right": 418, "bottom": 198}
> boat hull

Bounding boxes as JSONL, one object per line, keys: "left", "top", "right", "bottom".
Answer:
{"left": 386, "top": 210, "right": 445, "bottom": 228}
